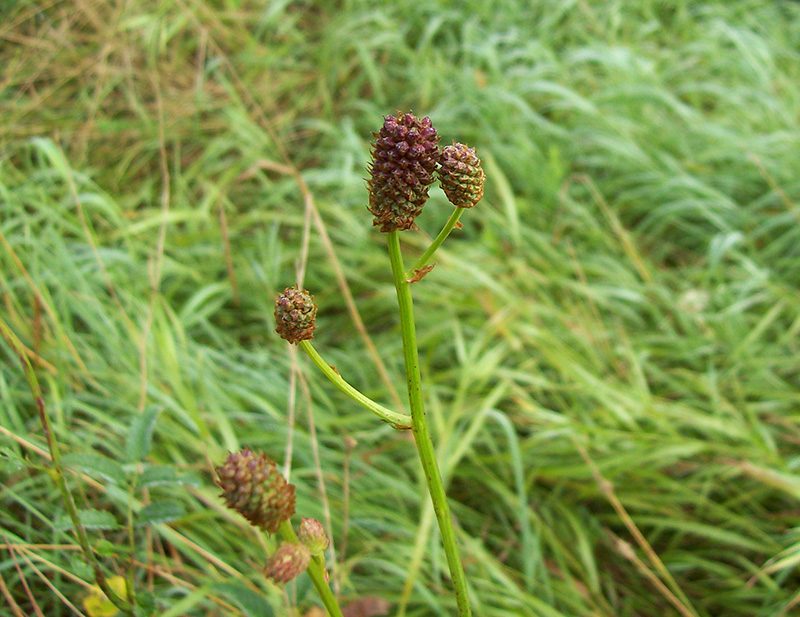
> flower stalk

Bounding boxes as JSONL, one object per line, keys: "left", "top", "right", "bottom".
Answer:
{"left": 272, "top": 111, "right": 484, "bottom": 617}
{"left": 387, "top": 231, "right": 472, "bottom": 617}
{"left": 298, "top": 340, "right": 411, "bottom": 430}
{"left": 0, "top": 318, "right": 134, "bottom": 615}
{"left": 279, "top": 520, "right": 343, "bottom": 617}
{"left": 405, "top": 207, "right": 465, "bottom": 280}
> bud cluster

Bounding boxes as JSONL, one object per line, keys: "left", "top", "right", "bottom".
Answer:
{"left": 366, "top": 112, "right": 485, "bottom": 231}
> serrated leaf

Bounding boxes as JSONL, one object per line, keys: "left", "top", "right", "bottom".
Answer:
{"left": 126, "top": 407, "right": 161, "bottom": 462}
{"left": 139, "top": 465, "right": 178, "bottom": 487}
{"left": 139, "top": 465, "right": 202, "bottom": 488}
{"left": 212, "top": 582, "right": 273, "bottom": 617}
{"left": 56, "top": 508, "right": 119, "bottom": 531}
{"left": 136, "top": 500, "right": 186, "bottom": 526}
{"left": 175, "top": 471, "right": 202, "bottom": 488}
{"left": 62, "top": 452, "right": 127, "bottom": 485}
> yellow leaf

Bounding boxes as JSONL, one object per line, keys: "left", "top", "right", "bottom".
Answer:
{"left": 82, "top": 576, "right": 128, "bottom": 617}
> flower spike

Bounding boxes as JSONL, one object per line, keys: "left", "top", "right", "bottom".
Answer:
{"left": 215, "top": 448, "right": 296, "bottom": 534}
{"left": 367, "top": 112, "right": 440, "bottom": 232}
{"left": 275, "top": 286, "right": 318, "bottom": 344}
{"left": 438, "top": 142, "right": 485, "bottom": 208}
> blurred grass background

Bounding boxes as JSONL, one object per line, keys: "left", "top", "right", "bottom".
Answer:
{"left": 2, "top": 0, "right": 800, "bottom": 616}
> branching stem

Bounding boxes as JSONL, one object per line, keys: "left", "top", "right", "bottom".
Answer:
{"left": 387, "top": 231, "right": 472, "bottom": 617}
{"left": 298, "top": 340, "right": 412, "bottom": 430}
{"left": 405, "top": 207, "right": 464, "bottom": 280}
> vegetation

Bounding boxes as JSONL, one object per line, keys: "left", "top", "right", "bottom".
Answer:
{"left": 2, "top": 1, "right": 800, "bottom": 616}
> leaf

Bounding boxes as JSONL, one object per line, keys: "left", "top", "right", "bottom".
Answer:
{"left": 62, "top": 452, "right": 127, "bottom": 485}
{"left": 126, "top": 407, "right": 161, "bottom": 462}
{"left": 70, "top": 554, "right": 93, "bottom": 580}
{"left": 139, "top": 465, "right": 178, "bottom": 487}
{"left": 175, "top": 471, "right": 202, "bottom": 487}
{"left": 136, "top": 500, "right": 186, "bottom": 526}
{"left": 407, "top": 264, "right": 435, "bottom": 283}
{"left": 0, "top": 447, "right": 26, "bottom": 473}
{"left": 212, "top": 582, "right": 273, "bottom": 617}
{"left": 56, "top": 508, "right": 119, "bottom": 531}
{"left": 139, "top": 465, "right": 201, "bottom": 488}
{"left": 738, "top": 461, "right": 800, "bottom": 500}
{"left": 83, "top": 576, "right": 128, "bottom": 617}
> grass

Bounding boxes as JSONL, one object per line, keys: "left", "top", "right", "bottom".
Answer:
{"left": 2, "top": 0, "right": 800, "bottom": 615}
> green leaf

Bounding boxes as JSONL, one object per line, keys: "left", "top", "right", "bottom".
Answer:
{"left": 126, "top": 407, "right": 161, "bottom": 462}
{"left": 55, "top": 508, "right": 119, "bottom": 531}
{"left": 62, "top": 452, "right": 127, "bottom": 485}
{"left": 70, "top": 554, "right": 93, "bottom": 580}
{"left": 175, "top": 471, "right": 202, "bottom": 487}
{"left": 94, "top": 539, "right": 118, "bottom": 557}
{"left": 138, "top": 465, "right": 177, "bottom": 487}
{"left": 136, "top": 500, "right": 186, "bottom": 526}
{"left": 212, "top": 582, "right": 273, "bottom": 617}
{"left": 139, "top": 465, "right": 201, "bottom": 488}
{"left": 0, "top": 448, "right": 26, "bottom": 473}
{"left": 159, "top": 586, "right": 209, "bottom": 617}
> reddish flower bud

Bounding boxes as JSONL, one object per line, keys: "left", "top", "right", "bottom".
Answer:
{"left": 438, "top": 142, "right": 485, "bottom": 208}
{"left": 264, "top": 542, "right": 311, "bottom": 584}
{"left": 298, "top": 517, "right": 329, "bottom": 556}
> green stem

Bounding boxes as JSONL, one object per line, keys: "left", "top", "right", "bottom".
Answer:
{"left": 387, "top": 231, "right": 472, "bottom": 617}
{"left": 279, "top": 521, "right": 344, "bottom": 617}
{"left": 404, "top": 207, "right": 464, "bottom": 281}
{"left": 299, "top": 340, "right": 412, "bottom": 430}
{"left": 0, "top": 318, "right": 134, "bottom": 615}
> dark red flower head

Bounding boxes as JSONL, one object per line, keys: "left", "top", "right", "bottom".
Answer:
{"left": 367, "top": 112, "right": 440, "bottom": 232}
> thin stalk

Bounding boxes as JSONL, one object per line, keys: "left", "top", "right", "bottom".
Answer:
{"left": 279, "top": 521, "right": 344, "bottom": 617}
{"left": 386, "top": 231, "right": 472, "bottom": 617}
{"left": 404, "top": 207, "right": 464, "bottom": 280}
{"left": 0, "top": 318, "right": 134, "bottom": 615}
{"left": 299, "top": 340, "right": 411, "bottom": 430}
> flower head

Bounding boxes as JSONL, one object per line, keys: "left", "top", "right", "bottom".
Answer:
{"left": 265, "top": 542, "right": 311, "bottom": 584}
{"left": 438, "top": 142, "right": 485, "bottom": 208}
{"left": 298, "top": 517, "right": 329, "bottom": 556}
{"left": 367, "top": 112, "right": 440, "bottom": 232}
{"left": 215, "top": 448, "right": 296, "bottom": 534}
{"left": 274, "top": 286, "right": 317, "bottom": 344}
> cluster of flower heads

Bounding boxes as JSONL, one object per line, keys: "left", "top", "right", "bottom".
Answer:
{"left": 216, "top": 448, "right": 329, "bottom": 584}
{"left": 218, "top": 112, "right": 483, "bottom": 590}
{"left": 367, "top": 111, "right": 485, "bottom": 232}
{"left": 271, "top": 114, "right": 484, "bottom": 345}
